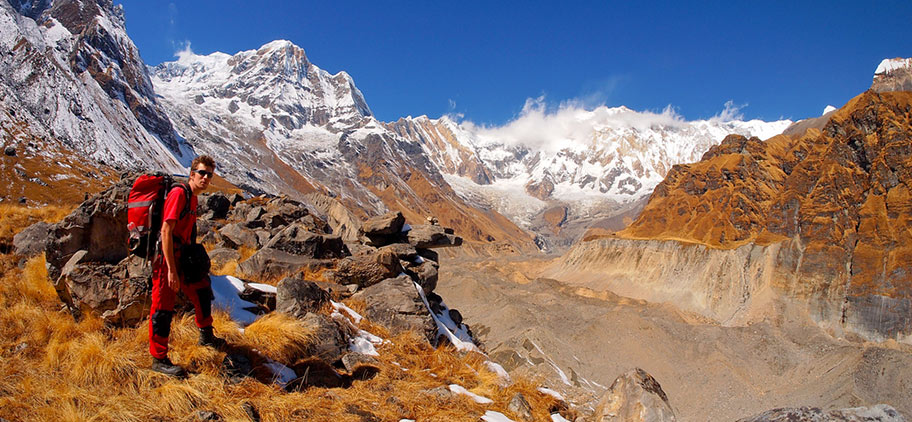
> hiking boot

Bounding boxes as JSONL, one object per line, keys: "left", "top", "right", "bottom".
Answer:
{"left": 198, "top": 326, "right": 227, "bottom": 349}
{"left": 151, "top": 357, "right": 186, "bottom": 377}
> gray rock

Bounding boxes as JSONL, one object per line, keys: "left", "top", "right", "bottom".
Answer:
{"left": 255, "top": 230, "right": 272, "bottom": 247}
{"left": 406, "top": 224, "right": 463, "bottom": 249}
{"left": 300, "top": 313, "right": 347, "bottom": 363}
{"left": 219, "top": 223, "right": 259, "bottom": 249}
{"left": 208, "top": 248, "right": 240, "bottom": 269}
{"left": 341, "top": 352, "right": 380, "bottom": 373}
{"left": 508, "top": 393, "right": 534, "bottom": 422}
{"left": 203, "top": 193, "right": 231, "bottom": 220}
{"left": 60, "top": 255, "right": 154, "bottom": 326}
{"left": 238, "top": 247, "right": 334, "bottom": 281}
{"left": 736, "top": 404, "right": 907, "bottom": 422}
{"left": 593, "top": 368, "right": 676, "bottom": 422}
{"left": 352, "top": 275, "right": 437, "bottom": 345}
{"left": 379, "top": 243, "right": 418, "bottom": 261}
{"left": 332, "top": 250, "right": 402, "bottom": 288}
{"left": 245, "top": 206, "right": 266, "bottom": 225}
{"left": 408, "top": 259, "right": 439, "bottom": 293}
{"left": 264, "top": 223, "right": 345, "bottom": 258}
{"left": 360, "top": 211, "right": 405, "bottom": 237}
{"left": 276, "top": 277, "right": 331, "bottom": 319}
{"left": 45, "top": 179, "right": 132, "bottom": 281}
{"left": 12, "top": 221, "right": 51, "bottom": 257}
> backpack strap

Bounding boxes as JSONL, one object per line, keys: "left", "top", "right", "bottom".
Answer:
{"left": 175, "top": 182, "right": 197, "bottom": 245}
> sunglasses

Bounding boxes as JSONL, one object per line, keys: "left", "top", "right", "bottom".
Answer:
{"left": 193, "top": 169, "right": 215, "bottom": 178}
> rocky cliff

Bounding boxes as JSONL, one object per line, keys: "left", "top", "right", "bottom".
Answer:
{"left": 563, "top": 83, "right": 912, "bottom": 342}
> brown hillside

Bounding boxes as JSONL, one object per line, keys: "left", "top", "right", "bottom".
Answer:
{"left": 618, "top": 90, "right": 912, "bottom": 334}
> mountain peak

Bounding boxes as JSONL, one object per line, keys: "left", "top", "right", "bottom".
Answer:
{"left": 872, "top": 57, "right": 912, "bottom": 92}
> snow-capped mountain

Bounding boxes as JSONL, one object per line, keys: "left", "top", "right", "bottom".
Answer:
{"left": 0, "top": 0, "right": 189, "bottom": 172}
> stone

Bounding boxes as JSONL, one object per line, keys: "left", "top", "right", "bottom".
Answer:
{"left": 407, "top": 259, "right": 438, "bottom": 293}
{"left": 507, "top": 393, "right": 534, "bottom": 422}
{"left": 300, "top": 313, "right": 347, "bottom": 363}
{"left": 286, "top": 357, "right": 347, "bottom": 390}
{"left": 593, "top": 368, "right": 676, "bottom": 422}
{"left": 238, "top": 282, "right": 276, "bottom": 312}
{"left": 276, "top": 277, "right": 331, "bottom": 319}
{"left": 379, "top": 243, "right": 418, "bottom": 261}
{"left": 203, "top": 193, "right": 231, "bottom": 219}
{"left": 303, "top": 192, "right": 362, "bottom": 242}
{"left": 341, "top": 352, "right": 380, "bottom": 373}
{"left": 352, "top": 275, "right": 437, "bottom": 345}
{"left": 227, "top": 193, "right": 244, "bottom": 206}
{"left": 237, "top": 248, "right": 333, "bottom": 281}
{"left": 736, "top": 404, "right": 906, "bottom": 422}
{"left": 208, "top": 248, "right": 240, "bottom": 270}
{"left": 3, "top": 146, "right": 15, "bottom": 156}
{"left": 264, "top": 223, "right": 346, "bottom": 258}
{"left": 219, "top": 223, "right": 259, "bottom": 249}
{"left": 195, "top": 411, "right": 221, "bottom": 421}
{"left": 405, "top": 224, "right": 463, "bottom": 249}
{"left": 60, "top": 255, "right": 154, "bottom": 326}
{"left": 245, "top": 206, "right": 266, "bottom": 225}
{"left": 44, "top": 179, "right": 132, "bottom": 281}
{"left": 360, "top": 211, "right": 405, "bottom": 237}
{"left": 331, "top": 251, "right": 402, "bottom": 288}
{"left": 12, "top": 221, "right": 51, "bottom": 257}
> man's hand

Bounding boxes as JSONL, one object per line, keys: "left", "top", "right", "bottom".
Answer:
{"left": 167, "top": 267, "right": 180, "bottom": 291}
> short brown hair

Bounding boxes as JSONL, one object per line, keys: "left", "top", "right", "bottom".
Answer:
{"left": 191, "top": 155, "right": 215, "bottom": 171}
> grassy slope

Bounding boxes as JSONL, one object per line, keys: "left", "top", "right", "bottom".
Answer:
{"left": 0, "top": 207, "right": 568, "bottom": 421}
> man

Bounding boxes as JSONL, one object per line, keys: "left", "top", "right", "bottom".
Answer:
{"left": 149, "top": 155, "right": 225, "bottom": 377}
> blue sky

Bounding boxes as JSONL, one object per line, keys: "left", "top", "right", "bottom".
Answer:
{"left": 116, "top": 1, "right": 912, "bottom": 125}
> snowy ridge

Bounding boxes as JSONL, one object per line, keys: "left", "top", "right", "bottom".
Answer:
{"left": 875, "top": 58, "right": 912, "bottom": 75}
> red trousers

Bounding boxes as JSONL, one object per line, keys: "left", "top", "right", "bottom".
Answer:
{"left": 148, "top": 253, "right": 214, "bottom": 359}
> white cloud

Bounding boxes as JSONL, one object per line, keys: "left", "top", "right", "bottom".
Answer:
{"left": 709, "top": 100, "right": 746, "bottom": 123}
{"left": 457, "top": 95, "right": 686, "bottom": 154}
{"left": 173, "top": 41, "right": 194, "bottom": 61}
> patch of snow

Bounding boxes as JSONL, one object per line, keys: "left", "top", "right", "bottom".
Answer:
{"left": 331, "top": 300, "right": 364, "bottom": 324}
{"left": 449, "top": 384, "right": 493, "bottom": 404}
{"left": 550, "top": 414, "right": 571, "bottom": 422}
{"left": 265, "top": 361, "right": 297, "bottom": 387}
{"left": 481, "top": 411, "right": 515, "bottom": 422}
{"left": 823, "top": 105, "right": 837, "bottom": 115}
{"left": 538, "top": 387, "right": 565, "bottom": 401}
{"left": 414, "top": 281, "right": 479, "bottom": 352}
{"left": 484, "top": 361, "right": 510, "bottom": 382}
{"left": 349, "top": 329, "right": 383, "bottom": 356}
{"left": 246, "top": 282, "right": 276, "bottom": 294}
{"left": 210, "top": 274, "right": 260, "bottom": 327}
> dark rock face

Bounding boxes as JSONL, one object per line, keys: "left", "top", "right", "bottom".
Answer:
{"left": 593, "top": 368, "right": 676, "bottom": 422}
{"left": 12, "top": 221, "right": 51, "bottom": 257}
{"left": 352, "top": 275, "right": 437, "bottom": 345}
{"left": 736, "top": 404, "right": 906, "bottom": 422}
{"left": 276, "top": 277, "right": 331, "bottom": 319}
{"left": 45, "top": 181, "right": 131, "bottom": 281}
{"left": 201, "top": 193, "right": 231, "bottom": 220}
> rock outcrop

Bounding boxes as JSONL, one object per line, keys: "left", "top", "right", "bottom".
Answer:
{"left": 736, "top": 404, "right": 906, "bottom": 422}
{"left": 593, "top": 368, "right": 676, "bottom": 422}
{"left": 569, "top": 90, "right": 912, "bottom": 343}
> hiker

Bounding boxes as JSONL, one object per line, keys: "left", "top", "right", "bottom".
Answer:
{"left": 149, "top": 155, "right": 226, "bottom": 377}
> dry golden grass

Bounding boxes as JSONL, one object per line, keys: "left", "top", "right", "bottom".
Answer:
{"left": 0, "top": 203, "right": 72, "bottom": 246}
{"left": 0, "top": 228, "right": 568, "bottom": 421}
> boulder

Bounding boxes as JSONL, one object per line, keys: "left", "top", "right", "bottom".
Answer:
{"left": 237, "top": 248, "right": 333, "bottom": 281}
{"left": 300, "top": 313, "right": 347, "bottom": 363}
{"left": 303, "top": 192, "right": 362, "bottom": 242}
{"left": 352, "top": 275, "right": 437, "bottom": 345}
{"left": 245, "top": 206, "right": 266, "bottom": 226}
{"left": 341, "top": 352, "right": 381, "bottom": 373}
{"left": 45, "top": 179, "right": 132, "bottom": 280}
{"left": 59, "top": 254, "right": 154, "bottom": 326}
{"left": 264, "top": 197, "right": 309, "bottom": 222}
{"left": 276, "top": 277, "right": 331, "bottom": 319}
{"left": 406, "top": 260, "right": 438, "bottom": 293}
{"left": 593, "top": 368, "right": 676, "bottom": 422}
{"left": 208, "top": 248, "right": 240, "bottom": 270}
{"left": 331, "top": 250, "right": 402, "bottom": 288}
{"left": 507, "top": 393, "right": 534, "bottom": 422}
{"left": 238, "top": 282, "right": 276, "bottom": 313}
{"left": 405, "top": 224, "right": 463, "bottom": 249}
{"left": 264, "top": 223, "right": 346, "bottom": 258}
{"left": 227, "top": 193, "right": 244, "bottom": 206}
{"left": 379, "top": 243, "right": 418, "bottom": 261}
{"left": 12, "top": 221, "right": 51, "bottom": 257}
{"left": 736, "top": 404, "right": 906, "bottom": 422}
{"left": 219, "top": 223, "right": 259, "bottom": 249}
{"left": 201, "top": 193, "right": 231, "bottom": 220}
{"left": 361, "top": 211, "right": 405, "bottom": 237}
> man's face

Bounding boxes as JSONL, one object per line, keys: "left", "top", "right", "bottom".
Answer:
{"left": 189, "top": 164, "right": 215, "bottom": 193}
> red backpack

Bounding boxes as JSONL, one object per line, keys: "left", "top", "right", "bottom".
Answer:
{"left": 127, "top": 173, "right": 192, "bottom": 258}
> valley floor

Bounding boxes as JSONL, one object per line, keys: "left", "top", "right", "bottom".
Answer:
{"left": 437, "top": 254, "right": 912, "bottom": 421}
